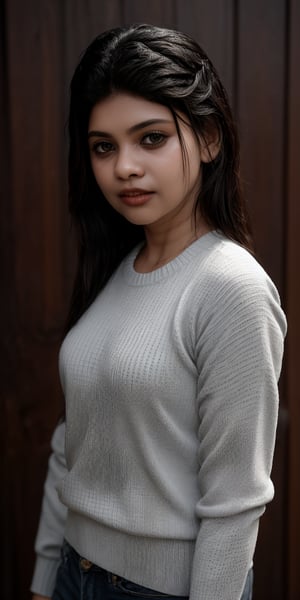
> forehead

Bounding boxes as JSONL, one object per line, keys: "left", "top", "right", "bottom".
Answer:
{"left": 88, "top": 92, "right": 173, "bottom": 131}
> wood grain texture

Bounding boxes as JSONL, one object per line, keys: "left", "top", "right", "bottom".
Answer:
{"left": 3, "top": 2, "right": 67, "bottom": 596}
{"left": 175, "top": 0, "right": 235, "bottom": 103}
{"left": 286, "top": 0, "right": 300, "bottom": 597}
{"left": 6, "top": 0, "right": 67, "bottom": 336}
{"left": 237, "top": 0, "right": 286, "bottom": 293}
{"left": 123, "top": 0, "right": 176, "bottom": 27}
{"left": 0, "top": 1, "right": 18, "bottom": 597}
{"left": 64, "top": 0, "right": 123, "bottom": 85}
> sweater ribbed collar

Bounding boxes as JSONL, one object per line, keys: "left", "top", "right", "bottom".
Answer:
{"left": 121, "top": 230, "right": 220, "bottom": 286}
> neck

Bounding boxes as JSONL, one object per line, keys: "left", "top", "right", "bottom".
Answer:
{"left": 134, "top": 215, "right": 211, "bottom": 273}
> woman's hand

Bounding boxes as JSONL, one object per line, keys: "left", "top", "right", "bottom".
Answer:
{"left": 32, "top": 595, "right": 51, "bottom": 600}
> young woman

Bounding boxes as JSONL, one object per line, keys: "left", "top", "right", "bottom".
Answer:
{"left": 31, "top": 24, "right": 286, "bottom": 600}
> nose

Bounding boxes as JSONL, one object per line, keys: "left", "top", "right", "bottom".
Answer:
{"left": 114, "top": 146, "right": 144, "bottom": 179}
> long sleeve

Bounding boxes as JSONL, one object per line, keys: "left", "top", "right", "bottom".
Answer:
{"left": 31, "top": 420, "right": 68, "bottom": 596}
{"left": 188, "top": 263, "right": 286, "bottom": 599}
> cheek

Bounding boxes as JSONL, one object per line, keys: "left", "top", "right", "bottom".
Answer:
{"left": 152, "top": 144, "right": 185, "bottom": 183}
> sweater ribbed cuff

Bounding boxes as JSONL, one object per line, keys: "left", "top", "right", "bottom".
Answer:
{"left": 30, "top": 556, "right": 60, "bottom": 597}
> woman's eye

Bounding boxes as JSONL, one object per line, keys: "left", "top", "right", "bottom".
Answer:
{"left": 92, "top": 141, "right": 114, "bottom": 154}
{"left": 141, "top": 132, "right": 166, "bottom": 146}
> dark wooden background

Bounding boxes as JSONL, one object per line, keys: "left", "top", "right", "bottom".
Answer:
{"left": 1, "top": 1, "right": 299, "bottom": 599}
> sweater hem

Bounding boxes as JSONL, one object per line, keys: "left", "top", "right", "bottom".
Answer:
{"left": 65, "top": 511, "right": 195, "bottom": 595}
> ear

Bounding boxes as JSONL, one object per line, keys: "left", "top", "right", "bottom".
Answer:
{"left": 199, "top": 122, "right": 221, "bottom": 163}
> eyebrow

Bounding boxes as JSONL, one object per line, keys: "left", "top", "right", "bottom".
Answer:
{"left": 88, "top": 118, "right": 173, "bottom": 139}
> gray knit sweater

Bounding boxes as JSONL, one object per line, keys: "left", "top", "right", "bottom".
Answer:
{"left": 31, "top": 231, "right": 286, "bottom": 599}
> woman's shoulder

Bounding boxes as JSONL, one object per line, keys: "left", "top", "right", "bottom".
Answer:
{"left": 186, "top": 234, "right": 287, "bottom": 376}
{"left": 194, "top": 232, "right": 277, "bottom": 297}
{"left": 186, "top": 233, "right": 285, "bottom": 331}
{"left": 202, "top": 232, "right": 265, "bottom": 273}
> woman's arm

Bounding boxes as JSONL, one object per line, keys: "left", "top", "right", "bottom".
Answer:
{"left": 31, "top": 420, "right": 68, "bottom": 597}
{"left": 189, "top": 265, "right": 286, "bottom": 600}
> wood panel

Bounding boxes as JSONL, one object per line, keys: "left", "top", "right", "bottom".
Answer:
{"left": 237, "top": 0, "right": 285, "bottom": 291}
{"left": 0, "top": 0, "right": 17, "bottom": 597}
{"left": 123, "top": 0, "right": 176, "bottom": 27}
{"left": 286, "top": 0, "right": 300, "bottom": 597}
{"left": 6, "top": 1, "right": 64, "bottom": 334}
{"left": 64, "top": 0, "right": 123, "bottom": 88}
{"left": 175, "top": 0, "right": 235, "bottom": 104}
{"left": 3, "top": 1, "right": 67, "bottom": 596}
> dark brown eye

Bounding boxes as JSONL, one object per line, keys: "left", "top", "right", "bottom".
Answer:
{"left": 92, "top": 141, "right": 115, "bottom": 154}
{"left": 141, "top": 132, "right": 166, "bottom": 146}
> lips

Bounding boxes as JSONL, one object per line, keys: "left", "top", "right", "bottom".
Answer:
{"left": 119, "top": 188, "right": 153, "bottom": 206}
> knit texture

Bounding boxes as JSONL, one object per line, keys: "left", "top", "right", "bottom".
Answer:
{"left": 31, "top": 231, "right": 286, "bottom": 599}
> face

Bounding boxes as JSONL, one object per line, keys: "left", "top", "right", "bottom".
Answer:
{"left": 88, "top": 92, "right": 204, "bottom": 230}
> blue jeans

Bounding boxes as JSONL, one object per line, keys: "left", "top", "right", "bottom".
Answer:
{"left": 52, "top": 540, "right": 253, "bottom": 600}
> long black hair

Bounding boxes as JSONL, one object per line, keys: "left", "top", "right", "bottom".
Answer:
{"left": 67, "top": 24, "right": 253, "bottom": 330}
